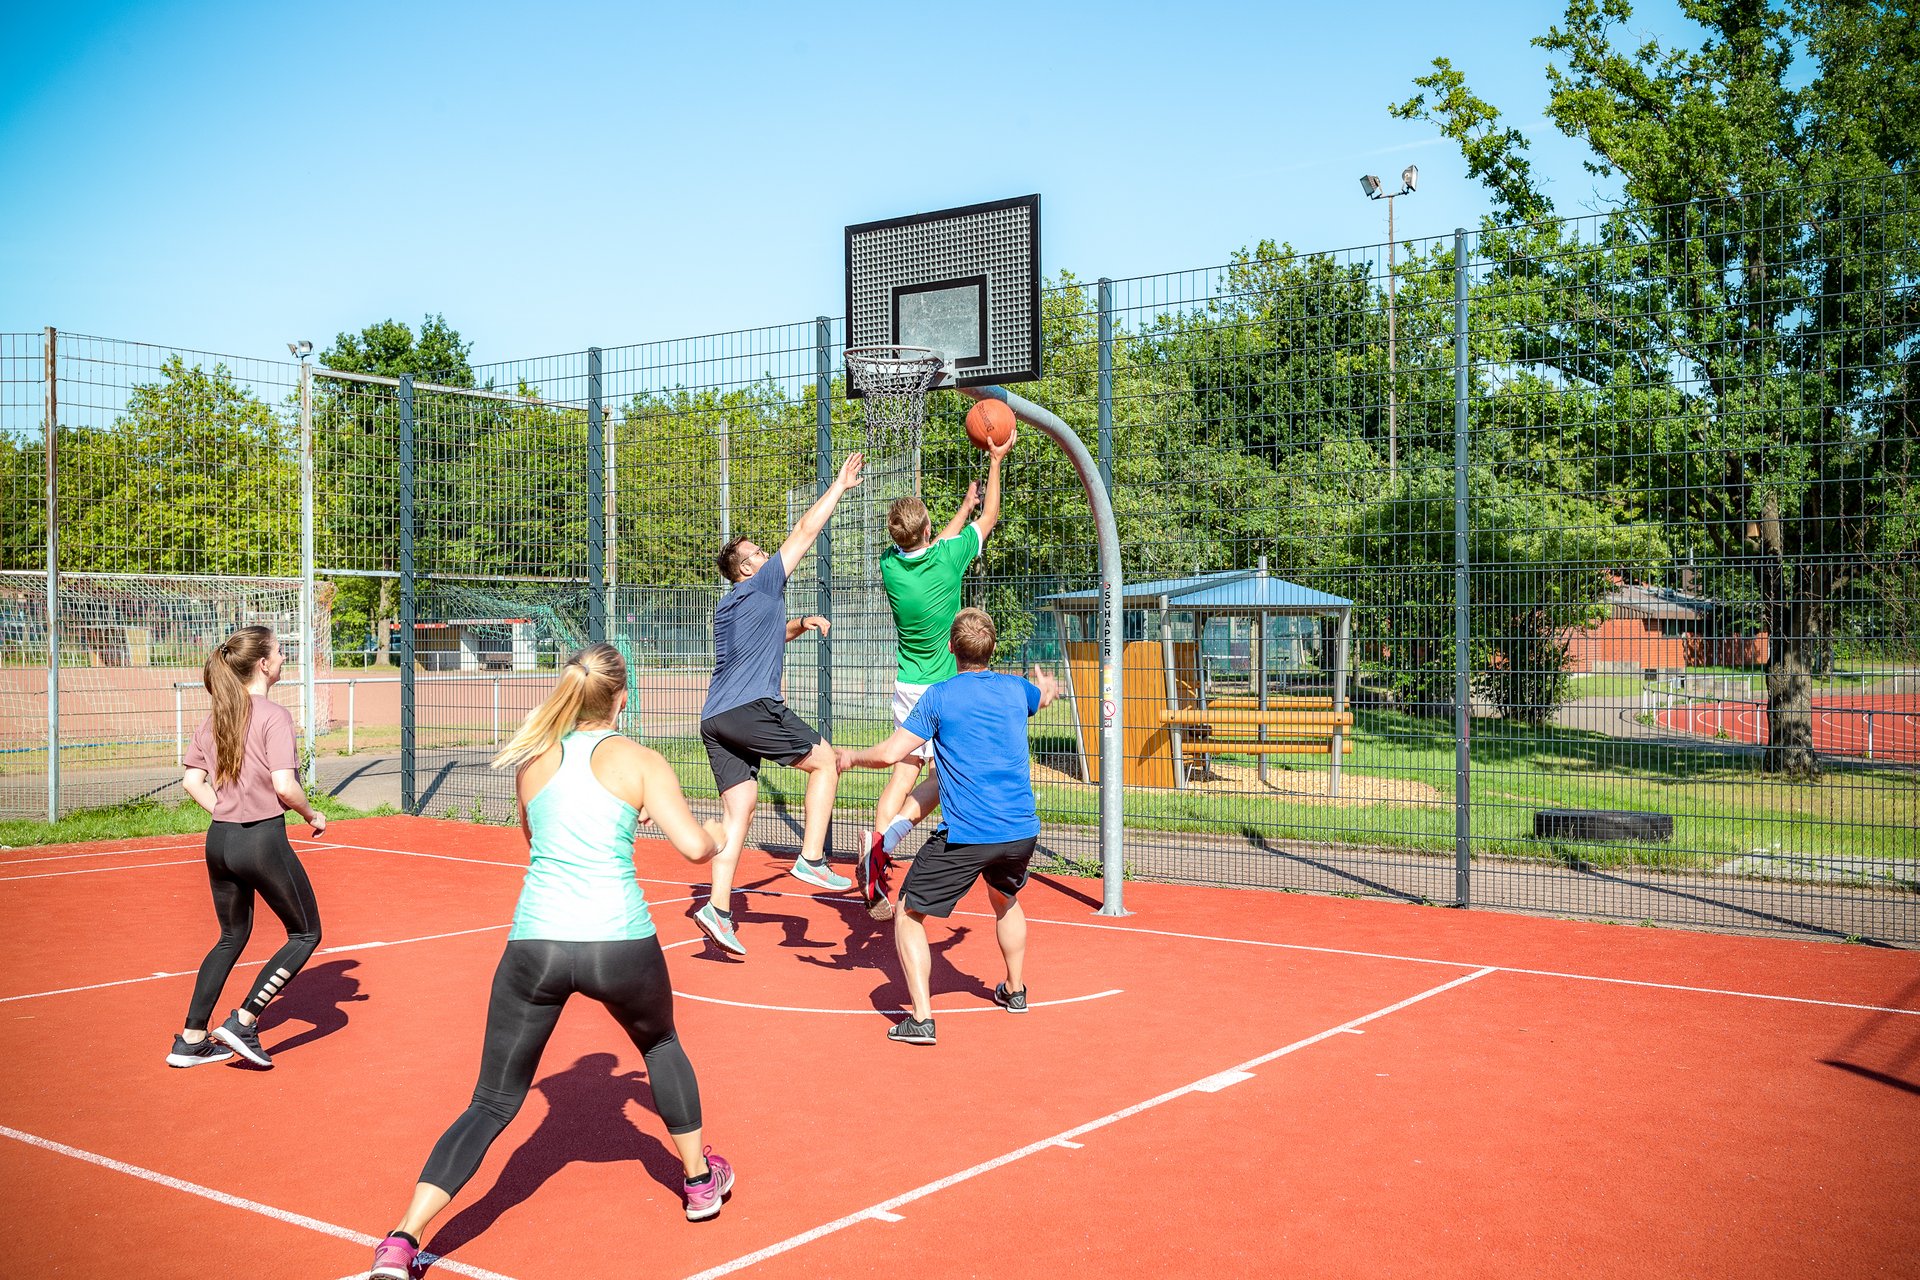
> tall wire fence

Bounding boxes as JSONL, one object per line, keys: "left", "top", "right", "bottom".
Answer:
{"left": 4, "top": 177, "right": 1915, "bottom": 944}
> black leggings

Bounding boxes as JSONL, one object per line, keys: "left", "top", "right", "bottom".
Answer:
{"left": 419, "top": 936, "right": 702, "bottom": 1196}
{"left": 185, "top": 818, "right": 323, "bottom": 1031}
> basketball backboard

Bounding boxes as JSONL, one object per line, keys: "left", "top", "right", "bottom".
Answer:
{"left": 844, "top": 195, "right": 1041, "bottom": 396}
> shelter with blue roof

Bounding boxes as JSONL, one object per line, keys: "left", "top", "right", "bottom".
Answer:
{"left": 1040, "top": 567, "right": 1354, "bottom": 794}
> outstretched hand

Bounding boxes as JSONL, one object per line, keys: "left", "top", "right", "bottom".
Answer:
{"left": 960, "top": 480, "right": 982, "bottom": 513}
{"left": 804, "top": 614, "right": 831, "bottom": 637}
{"left": 987, "top": 426, "right": 1018, "bottom": 460}
{"left": 1028, "top": 664, "right": 1062, "bottom": 708}
{"left": 833, "top": 746, "right": 859, "bottom": 773}
{"left": 836, "top": 451, "right": 865, "bottom": 490}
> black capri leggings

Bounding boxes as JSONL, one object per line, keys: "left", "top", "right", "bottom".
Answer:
{"left": 185, "top": 818, "right": 322, "bottom": 1031}
{"left": 418, "top": 936, "right": 701, "bottom": 1196}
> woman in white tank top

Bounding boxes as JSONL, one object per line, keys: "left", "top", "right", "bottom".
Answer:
{"left": 367, "top": 644, "right": 736, "bottom": 1279}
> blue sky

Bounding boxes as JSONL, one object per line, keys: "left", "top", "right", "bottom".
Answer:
{"left": 1, "top": 0, "right": 1702, "bottom": 363}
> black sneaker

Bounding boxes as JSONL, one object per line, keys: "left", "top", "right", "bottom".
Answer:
{"left": 212, "top": 1009, "right": 272, "bottom": 1067}
{"left": 886, "top": 1015, "right": 936, "bottom": 1046}
{"left": 165, "top": 1034, "right": 236, "bottom": 1068}
{"left": 992, "top": 983, "right": 1028, "bottom": 1014}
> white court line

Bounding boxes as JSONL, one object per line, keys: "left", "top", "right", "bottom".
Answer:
{"left": 111, "top": 838, "right": 1915, "bottom": 1019}
{"left": 0, "top": 924, "right": 511, "bottom": 1004}
{"left": 0, "top": 841, "right": 205, "bottom": 865}
{"left": 683, "top": 967, "right": 1498, "bottom": 1280}
{"left": 671, "top": 988, "right": 1124, "bottom": 1016}
{"left": 1004, "top": 913, "right": 1920, "bottom": 1018}
{"left": 0, "top": 1124, "right": 520, "bottom": 1280}
{"left": 0, "top": 859, "right": 201, "bottom": 882}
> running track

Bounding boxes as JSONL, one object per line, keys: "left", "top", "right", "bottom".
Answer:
{"left": 1656, "top": 692, "right": 1920, "bottom": 762}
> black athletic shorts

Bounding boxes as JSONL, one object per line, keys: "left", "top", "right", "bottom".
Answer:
{"left": 900, "top": 831, "right": 1037, "bottom": 919}
{"left": 700, "top": 697, "right": 823, "bottom": 793}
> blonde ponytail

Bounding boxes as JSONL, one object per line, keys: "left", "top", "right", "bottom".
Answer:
{"left": 492, "top": 642, "right": 628, "bottom": 770}
{"left": 203, "top": 625, "right": 274, "bottom": 785}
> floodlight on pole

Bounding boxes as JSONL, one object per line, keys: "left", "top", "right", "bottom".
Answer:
{"left": 1360, "top": 164, "right": 1419, "bottom": 484}
{"left": 288, "top": 339, "right": 313, "bottom": 359}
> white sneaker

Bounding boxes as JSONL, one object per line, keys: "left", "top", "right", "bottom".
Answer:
{"left": 790, "top": 856, "right": 852, "bottom": 892}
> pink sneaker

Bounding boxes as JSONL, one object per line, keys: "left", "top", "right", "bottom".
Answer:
{"left": 369, "top": 1232, "right": 419, "bottom": 1279}
{"left": 684, "top": 1147, "right": 735, "bottom": 1221}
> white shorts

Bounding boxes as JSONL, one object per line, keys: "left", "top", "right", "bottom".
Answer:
{"left": 892, "top": 681, "right": 934, "bottom": 763}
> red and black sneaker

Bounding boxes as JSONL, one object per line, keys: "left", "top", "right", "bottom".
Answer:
{"left": 858, "top": 830, "right": 895, "bottom": 922}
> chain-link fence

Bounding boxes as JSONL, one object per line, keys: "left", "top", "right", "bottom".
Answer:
{"left": 5, "top": 177, "right": 1915, "bottom": 944}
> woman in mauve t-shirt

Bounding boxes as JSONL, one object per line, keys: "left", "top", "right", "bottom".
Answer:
{"left": 166, "top": 625, "right": 325, "bottom": 1071}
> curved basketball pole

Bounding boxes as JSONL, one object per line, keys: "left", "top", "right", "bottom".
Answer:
{"left": 958, "top": 385, "right": 1127, "bottom": 916}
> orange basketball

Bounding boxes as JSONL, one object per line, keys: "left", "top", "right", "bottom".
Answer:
{"left": 964, "top": 398, "right": 1016, "bottom": 450}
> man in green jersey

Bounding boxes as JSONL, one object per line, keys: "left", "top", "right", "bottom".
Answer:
{"left": 859, "top": 429, "right": 1015, "bottom": 920}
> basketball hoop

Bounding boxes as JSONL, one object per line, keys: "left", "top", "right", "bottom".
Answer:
{"left": 844, "top": 344, "right": 947, "bottom": 466}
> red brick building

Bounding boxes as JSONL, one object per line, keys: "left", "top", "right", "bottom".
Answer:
{"left": 1562, "top": 583, "right": 1768, "bottom": 673}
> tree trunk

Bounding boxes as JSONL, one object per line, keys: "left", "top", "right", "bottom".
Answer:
{"left": 374, "top": 577, "right": 393, "bottom": 666}
{"left": 1763, "top": 593, "right": 1820, "bottom": 779}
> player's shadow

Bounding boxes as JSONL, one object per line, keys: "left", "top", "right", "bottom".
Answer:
{"left": 250, "top": 959, "right": 367, "bottom": 1060}
{"left": 684, "top": 873, "right": 838, "bottom": 963}
{"left": 420, "top": 1053, "right": 686, "bottom": 1270}
{"left": 795, "top": 916, "right": 994, "bottom": 1012}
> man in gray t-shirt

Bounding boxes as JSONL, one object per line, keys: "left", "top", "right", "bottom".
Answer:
{"left": 692, "top": 450, "right": 864, "bottom": 957}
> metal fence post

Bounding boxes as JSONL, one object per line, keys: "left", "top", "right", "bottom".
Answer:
{"left": 1452, "top": 229, "right": 1472, "bottom": 909}
{"left": 299, "top": 356, "right": 316, "bottom": 787}
{"left": 399, "top": 374, "right": 416, "bottom": 815}
{"left": 43, "top": 326, "right": 58, "bottom": 823}
{"left": 814, "top": 316, "right": 834, "bottom": 743}
{"left": 587, "top": 347, "right": 606, "bottom": 643}
{"left": 1097, "top": 278, "right": 1114, "bottom": 495}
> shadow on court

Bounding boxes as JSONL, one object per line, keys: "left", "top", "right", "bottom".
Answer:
{"left": 255, "top": 959, "right": 368, "bottom": 1059}
{"left": 795, "top": 916, "right": 994, "bottom": 1013}
{"left": 421, "top": 1053, "right": 687, "bottom": 1270}
{"left": 682, "top": 873, "right": 843, "bottom": 963}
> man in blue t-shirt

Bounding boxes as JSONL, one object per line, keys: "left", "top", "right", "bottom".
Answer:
{"left": 694, "top": 450, "right": 865, "bottom": 958}
{"left": 838, "top": 607, "right": 1061, "bottom": 1046}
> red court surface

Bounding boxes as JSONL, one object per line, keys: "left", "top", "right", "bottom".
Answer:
{"left": 1656, "top": 692, "right": 1920, "bottom": 762}
{"left": 1, "top": 816, "right": 1915, "bottom": 1278}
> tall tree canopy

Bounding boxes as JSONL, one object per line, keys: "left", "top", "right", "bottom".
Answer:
{"left": 1392, "top": 0, "right": 1920, "bottom": 774}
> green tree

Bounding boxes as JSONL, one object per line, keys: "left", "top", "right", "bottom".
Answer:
{"left": 59, "top": 356, "right": 297, "bottom": 577}
{"left": 315, "top": 315, "right": 476, "bottom": 661}
{"left": 1392, "top": 0, "right": 1920, "bottom": 774}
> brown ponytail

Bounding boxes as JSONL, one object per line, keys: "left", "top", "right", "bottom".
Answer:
{"left": 203, "top": 625, "right": 274, "bottom": 785}
{"left": 491, "top": 643, "right": 628, "bottom": 770}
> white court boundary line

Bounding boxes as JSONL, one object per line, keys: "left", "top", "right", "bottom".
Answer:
{"left": 682, "top": 967, "right": 1499, "bottom": 1280}
{"left": 0, "top": 923, "right": 512, "bottom": 1004}
{"left": 0, "top": 858, "right": 202, "bottom": 882}
{"left": 0, "top": 1124, "right": 521, "bottom": 1280}
{"left": 0, "top": 841, "right": 205, "bottom": 865}
{"left": 0, "top": 897, "right": 716, "bottom": 1007}
{"left": 1003, "top": 912, "right": 1920, "bottom": 1018}
{"left": 8, "top": 838, "right": 1909, "bottom": 1016}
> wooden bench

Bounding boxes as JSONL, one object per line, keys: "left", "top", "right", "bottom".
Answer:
{"left": 1155, "top": 709, "right": 1355, "bottom": 783}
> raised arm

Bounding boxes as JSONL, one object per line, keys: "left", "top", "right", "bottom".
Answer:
{"left": 1028, "top": 664, "right": 1062, "bottom": 710}
{"left": 785, "top": 614, "right": 830, "bottom": 644}
{"left": 972, "top": 428, "right": 1016, "bottom": 543}
{"left": 777, "top": 451, "right": 864, "bottom": 576}
{"left": 938, "top": 482, "right": 981, "bottom": 541}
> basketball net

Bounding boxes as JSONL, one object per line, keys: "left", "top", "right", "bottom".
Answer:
{"left": 844, "top": 345, "right": 946, "bottom": 482}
